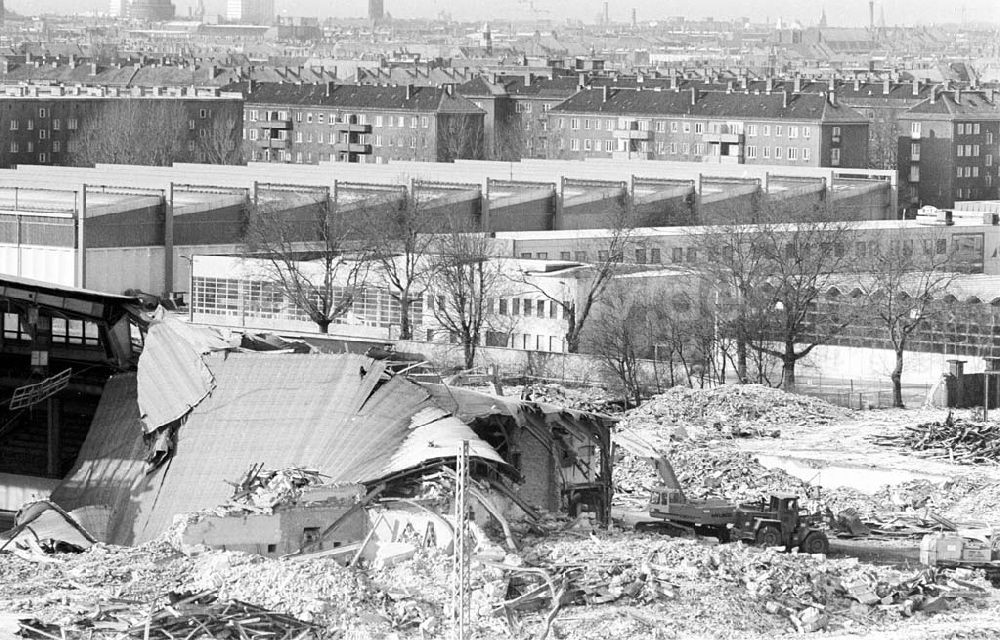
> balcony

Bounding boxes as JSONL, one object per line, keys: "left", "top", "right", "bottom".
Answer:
{"left": 703, "top": 132, "right": 744, "bottom": 144}
{"left": 333, "top": 122, "right": 373, "bottom": 134}
{"left": 702, "top": 155, "right": 743, "bottom": 165}
{"left": 613, "top": 127, "right": 652, "bottom": 140}
{"left": 334, "top": 142, "right": 373, "bottom": 154}
{"left": 264, "top": 138, "right": 291, "bottom": 149}
{"left": 259, "top": 119, "right": 291, "bottom": 129}
{"left": 612, "top": 150, "right": 653, "bottom": 161}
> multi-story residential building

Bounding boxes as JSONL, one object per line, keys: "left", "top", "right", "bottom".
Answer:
{"left": 898, "top": 89, "right": 1000, "bottom": 210}
{"left": 0, "top": 84, "right": 243, "bottom": 169}
{"left": 545, "top": 86, "right": 869, "bottom": 167}
{"left": 233, "top": 82, "right": 487, "bottom": 164}
{"left": 225, "top": 0, "right": 275, "bottom": 24}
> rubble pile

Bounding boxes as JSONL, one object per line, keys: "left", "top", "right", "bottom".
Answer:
{"left": 519, "top": 383, "right": 624, "bottom": 414}
{"left": 516, "top": 534, "right": 990, "bottom": 636}
{"left": 224, "top": 465, "right": 328, "bottom": 513}
{"left": 619, "top": 384, "right": 849, "bottom": 439}
{"left": 872, "top": 414, "right": 1000, "bottom": 464}
{"left": 18, "top": 590, "right": 322, "bottom": 639}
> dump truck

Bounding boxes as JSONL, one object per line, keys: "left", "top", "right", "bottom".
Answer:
{"left": 638, "top": 455, "right": 829, "bottom": 553}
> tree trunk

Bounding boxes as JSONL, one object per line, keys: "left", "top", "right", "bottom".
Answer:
{"left": 891, "top": 348, "right": 905, "bottom": 408}
{"left": 317, "top": 319, "right": 331, "bottom": 334}
{"left": 463, "top": 341, "right": 476, "bottom": 370}
{"left": 398, "top": 295, "right": 412, "bottom": 340}
{"left": 565, "top": 307, "right": 579, "bottom": 353}
{"left": 780, "top": 341, "right": 796, "bottom": 391}
{"left": 736, "top": 338, "right": 748, "bottom": 384}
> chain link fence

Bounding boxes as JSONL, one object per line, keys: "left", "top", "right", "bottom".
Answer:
{"left": 794, "top": 376, "right": 934, "bottom": 410}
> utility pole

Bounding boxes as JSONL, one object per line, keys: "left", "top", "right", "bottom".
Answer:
{"left": 452, "top": 440, "right": 471, "bottom": 640}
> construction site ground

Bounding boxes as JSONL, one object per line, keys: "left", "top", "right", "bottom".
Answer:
{"left": 5, "top": 385, "right": 1000, "bottom": 639}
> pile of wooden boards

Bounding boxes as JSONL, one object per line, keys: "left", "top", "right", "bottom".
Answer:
{"left": 17, "top": 590, "right": 321, "bottom": 639}
{"left": 871, "top": 413, "right": 1000, "bottom": 464}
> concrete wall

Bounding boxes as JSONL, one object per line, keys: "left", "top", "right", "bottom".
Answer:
{"left": 799, "top": 342, "right": 989, "bottom": 386}
{"left": 487, "top": 194, "right": 556, "bottom": 232}
{"left": 0, "top": 243, "right": 75, "bottom": 286}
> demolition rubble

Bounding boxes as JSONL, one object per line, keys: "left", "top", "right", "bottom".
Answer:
{"left": 6, "top": 352, "right": 1000, "bottom": 639}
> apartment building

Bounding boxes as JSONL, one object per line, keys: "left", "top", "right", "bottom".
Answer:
{"left": 0, "top": 84, "right": 243, "bottom": 169}
{"left": 545, "top": 86, "right": 869, "bottom": 168}
{"left": 234, "top": 82, "right": 487, "bottom": 164}
{"left": 898, "top": 89, "right": 1000, "bottom": 209}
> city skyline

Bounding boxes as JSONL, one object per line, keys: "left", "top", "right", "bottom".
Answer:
{"left": 7, "top": 0, "right": 1000, "bottom": 25}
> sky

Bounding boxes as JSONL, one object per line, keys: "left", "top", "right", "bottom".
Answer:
{"left": 9, "top": 0, "right": 1000, "bottom": 25}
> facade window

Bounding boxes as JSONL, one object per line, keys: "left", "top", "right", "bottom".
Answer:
{"left": 832, "top": 126, "right": 841, "bottom": 141}
{"left": 788, "top": 147, "right": 798, "bottom": 160}
{"left": 249, "top": 129, "right": 259, "bottom": 140}
{"left": 669, "top": 142, "right": 677, "bottom": 154}
{"left": 605, "top": 140, "right": 614, "bottom": 152}
{"left": 584, "top": 119, "right": 591, "bottom": 130}
{"left": 958, "top": 166, "right": 964, "bottom": 178}
{"left": 974, "top": 145, "right": 980, "bottom": 156}
{"left": 987, "top": 155, "right": 994, "bottom": 167}
{"left": 774, "top": 146, "right": 783, "bottom": 159}
{"left": 375, "top": 115, "right": 383, "bottom": 127}
{"left": 536, "top": 300, "right": 545, "bottom": 318}
{"left": 199, "top": 108, "right": 208, "bottom": 119}
{"left": 52, "top": 119, "right": 60, "bottom": 130}
{"left": 655, "top": 121, "right": 665, "bottom": 132}
{"left": 694, "top": 143, "right": 704, "bottom": 155}
{"left": 38, "top": 153, "right": 47, "bottom": 163}
{"left": 747, "top": 145, "right": 757, "bottom": 158}
{"left": 26, "top": 119, "right": 33, "bottom": 131}
{"left": 775, "top": 125, "right": 783, "bottom": 137}
{"left": 958, "top": 123, "right": 965, "bottom": 135}
{"left": 421, "top": 116, "right": 429, "bottom": 128}
{"left": 38, "top": 108, "right": 48, "bottom": 118}
{"left": 671, "top": 247, "right": 683, "bottom": 263}
{"left": 974, "top": 123, "right": 981, "bottom": 134}
{"left": 831, "top": 148, "right": 841, "bottom": 166}
{"left": 686, "top": 248, "right": 697, "bottom": 262}
{"left": 570, "top": 118, "right": 580, "bottom": 130}
{"left": 374, "top": 135, "right": 382, "bottom": 147}
{"left": 682, "top": 122, "right": 691, "bottom": 133}
{"left": 39, "top": 129, "right": 48, "bottom": 140}
{"left": 571, "top": 139, "right": 580, "bottom": 151}
{"left": 584, "top": 139, "right": 592, "bottom": 151}
{"left": 802, "top": 126, "right": 811, "bottom": 138}
{"left": 188, "top": 120, "right": 196, "bottom": 130}
{"left": 910, "top": 122, "right": 921, "bottom": 137}
{"left": 747, "top": 124, "right": 757, "bottom": 136}
{"left": 763, "top": 146, "right": 771, "bottom": 158}
{"left": 650, "top": 248, "right": 661, "bottom": 263}
{"left": 694, "top": 122, "right": 704, "bottom": 134}
{"left": 9, "top": 142, "right": 17, "bottom": 153}
{"left": 789, "top": 126, "right": 799, "bottom": 138}
{"left": 670, "top": 121, "right": 678, "bottom": 132}
{"left": 9, "top": 120, "right": 17, "bottom": 130}
{"left": 635, "top": 249, "right": 646, "bottom": 264}
{"left": 52, "top": 141, "right": 61, "bottom": 153}
{"left": 958, "top": 145, "right": 965, "bottom": 157}
{"left": 597, "top": 250, "right": 609, "bottom": 262}
{"left": 762, "top": 125, "right": 770, "bottom": 136}
{"left": 681, "top": 143, "right": 690, "bottom": 154}
{"left": 802, "top": 148, "right": 810, "bottom": 161}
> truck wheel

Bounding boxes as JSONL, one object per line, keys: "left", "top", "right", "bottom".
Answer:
{"left": 755, "top": 525, "right": 782, "bottom": 547}
{"left": 800, "top": 532, "right": 829, "bottom": 555}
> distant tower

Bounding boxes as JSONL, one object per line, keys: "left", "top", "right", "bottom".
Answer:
{"left": 368, "top": 0, "right": 384, "bottom": 24}
{"left": 481, "top": 22, "right": 492, "bottom": 55}
{"left": 819, "top": 7, "right": 827, "bottom": 28}
{"left": 868, "top": 0, "right": 874, "bottom": 29}
{"left": 603, "top": 1, "right": 609, "bottom": 25}
{"left": 631, "top": 7, "right": 637, "bottom": 28}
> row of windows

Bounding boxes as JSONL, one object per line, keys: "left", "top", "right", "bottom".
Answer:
{"left": 957, "top": 144, "right": 983, "bottom": 157}
{"left": 248, "top": 109, "right": 431, "bottom": 130}
{"left": 9, "top": 118, "right": 77, "bottom": 131}
{"left": 2, "top": 313, "right": 99, "bottom": 345}
{"left": 957, "top": 122, "right": 983, "bottom": 135}
{"left": 557, "top": 117, "right": 812, "bottom": 138}
{"left": 9, "top": 140, "right": 68, "bottom": 155}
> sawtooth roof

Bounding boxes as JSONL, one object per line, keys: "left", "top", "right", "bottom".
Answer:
{"left": 227, "top": 81, "right": 485, "bottom": 114}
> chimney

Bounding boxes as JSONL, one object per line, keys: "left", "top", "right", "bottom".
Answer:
{"left": 827, "top": 90, "right": 837, "bottom": 106}
{"left": 987, "top": 88, "right": 995, "bottom": 103}
{"left": 740, "top": 75, "right": 748, "bottom": 91}
{"left": 930, "top": 88, "right": 936, "bottom": 104}
{"left": 406, "top": 84, "right": 413, "bottom": 100}
{"left": 883, "top": 78, "right": 890, "bottom": 95}
{"left": 690, "top": 87, "right": 697, "bottom": 105}
{"left": 247, "top": 78, "right": 255, "bottom": 93}
{"left": 782, "top": 90, "right": 788, "bottom": 108}
{"left": 828, "top": 76, "right": 835, "bottom": 92}
{"left": 602, "top": 85, "right": 609, "bottom": 102}
{"left": 68, "top": 54, "right": 76, "bottom": 69}
{"left": 726, "top": 80, "right": 733, "bottom": 94}
{"left": 445, "top": 83, "right": 453, "bottom": 96}
{"left": 765, "top": 77, "right": 773, "bottom": 94}
{"left": 793, "top": 75, "right": 801, "bottom": 93}
{"left": 578, "top": 72, "right": 586, "bottom": 89}
{"left": 912, "top": 77, "right": 919, "bottom": 96}
{"left": 854, "top": 76, "right": 860, "bottom": 91}
{"left": 89, "top": 62, "right": 97, "bottom": 76}
{"left": 670, "top": 72, "right": 678, "bottom": 91}
{"left": 326, "top": 80, "right": 335, "bottom": 97}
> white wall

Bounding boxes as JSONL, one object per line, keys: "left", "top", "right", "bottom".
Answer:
{"left": 0, "top": 244, "right": 75, "bottom": 286}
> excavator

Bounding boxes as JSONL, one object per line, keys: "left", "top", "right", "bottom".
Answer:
{"left": 619, "top": 433, "right": 829, "bottom": 553}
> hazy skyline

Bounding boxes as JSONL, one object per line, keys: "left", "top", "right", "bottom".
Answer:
{"left": 8, "top": 0, "right": 1000, "bottom": 26}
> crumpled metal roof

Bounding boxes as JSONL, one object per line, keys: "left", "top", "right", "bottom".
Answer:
{"left": 136, "top": 320, "right": 233, "bottom": 433}
{"left": 57, "top": 350, "right": 510, "bottom": 545}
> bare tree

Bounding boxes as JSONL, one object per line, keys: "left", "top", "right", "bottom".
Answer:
{"left": 517, "top": 200, "right": 640, "bottom": 353}
{"left": 853, "top": 230, "right": 958, "bottom": 407}
{"left": 242, "top": 191, "right": 368, "bottom": 334}
{"left": 364, "top": 197, "right": 441, "bottom": 340}
{"left": 427, "top": 226, "right": 504, "bottom": 369}
{"left": 437, "top": 114, "right": 486, "bottom": 162}
{"left": 695, "top": 200, "right": 857, "bottom": 390}
{"left": 69, "top": 100, "right": 190, "bottom": 167}
{"left": 586, "top": 281, "right": 655, "bottom": 408}
{"left": 197, "top": 116, "right": 246, "bottom": 165}
{"left": 868, "top": 110, "right": 900, "bottom": 171}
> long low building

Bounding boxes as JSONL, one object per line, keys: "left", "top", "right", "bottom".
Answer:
{"left": 0, "top": 159, "right": 897, "bottom": 298}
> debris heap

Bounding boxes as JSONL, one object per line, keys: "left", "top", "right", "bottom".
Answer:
{"left": 872, "top": 413, "right": 1000, "bottom": 464}
{"left": 619, "top": 384, "right": 848, "bottom": 439}
{"left": 224, "top": 465, "right": 328, "bottom": 513}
